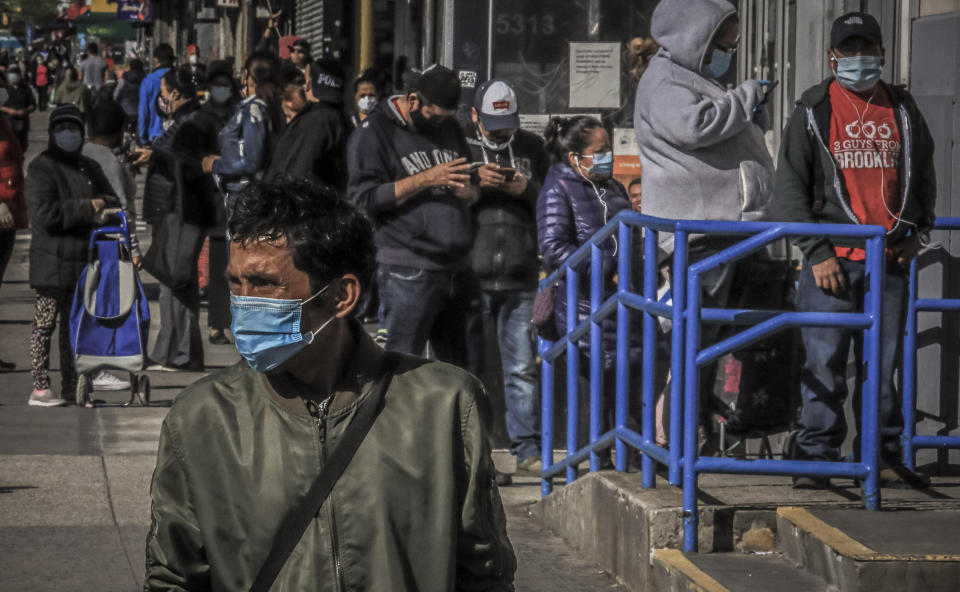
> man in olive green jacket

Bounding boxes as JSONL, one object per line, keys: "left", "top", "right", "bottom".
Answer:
{"left": 144, "top": 182, "right": 516, "bottom": 591}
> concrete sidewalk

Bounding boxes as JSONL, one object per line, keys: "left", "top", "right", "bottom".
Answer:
{"left": 0, "top": 111, "right": 624, "bottom": 591}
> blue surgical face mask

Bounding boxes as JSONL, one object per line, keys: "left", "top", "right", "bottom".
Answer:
{"left": 579, "top": 151, "right": 613, "bottom": 175}
{"left": 703, "top": 49, "right": 734, "bottom": 79}
{"left": 7, "top": 73, "right": 19, "bottom": 85}
{"left": 833, "top": 55, "right": 883, "bottom": 92}
{"left": 53, "top": 129, "right": 83, "bottom": 153}
{"left": 230, "top": 284, "right": 335, "bottom": 373}
{"left": 210, "top": 85, "right": 233, "bottom": 104}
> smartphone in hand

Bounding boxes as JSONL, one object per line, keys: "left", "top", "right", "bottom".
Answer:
{"left": 499, "top": 167, "right": 517, "bottom": 182}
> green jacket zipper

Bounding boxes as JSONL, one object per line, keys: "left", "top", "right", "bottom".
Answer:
{"left": 308, "top": 398, "right": 346, "bottom": 592}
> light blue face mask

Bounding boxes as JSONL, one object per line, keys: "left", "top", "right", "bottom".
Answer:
{"left": 53, "top": 129, "right": 83, "bottom": 153}
{"left": 834, "top": 55, "right": 883, "bottom": 92}
{"left": 210, "top": 85, "right": 233, "bottom": 104}
{"left": 703, "top": 48, "right": 734, "bottom": 79}
{"left": 230, "top": 284, "right": 335, "bottom": 373}
{"left": 580, "top": 151, "right": 613, "bottom": 175}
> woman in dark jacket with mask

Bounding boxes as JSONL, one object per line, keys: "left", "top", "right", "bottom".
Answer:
{"left": 133, "top": 66, "right": 220, "bottom": 371}
{"left": 537, "top": 115, "right": 646, "bottom": 466}
{"left": 24, "top": 105, "right": 118, "bottom": 406}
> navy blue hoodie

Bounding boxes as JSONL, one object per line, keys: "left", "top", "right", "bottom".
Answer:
{"left": 347, "top": 96, "right": 474, "bottom": 270}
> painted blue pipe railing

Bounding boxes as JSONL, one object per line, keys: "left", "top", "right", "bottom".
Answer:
{"left": 902, "top": 217, "right": 960, "bottom": 469}
{"left": 680, "top": 224, "right": 885, "bottom": 552}
{"left": 538, "top": 211, "right": 889, "bottom": 553}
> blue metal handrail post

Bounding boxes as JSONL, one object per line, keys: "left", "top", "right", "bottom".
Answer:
{"left": 669, "top": 232, "right": 688, "bottom": 485}
{"left": 641, "top": 226, "right": 657, "bottom": 486}
{"left": 615, "top": 222, "right": 632, "bottom": 473}
{"left": 566, "top": 266, "right": 580, "bottom": 484}
{"left": 861, "top": 236, "right": 883, "bottom": 510}
{"left": 589, "top": 245, "right": 604, "bottom": 472}
{"left": 541, "top": 336, "right": 555, "bottom": 497}
{"left": 682, "top": 265, "right": 702, "bottom": 552}
{"left": 902, "top": 257, "right": 919, "bottom": 470}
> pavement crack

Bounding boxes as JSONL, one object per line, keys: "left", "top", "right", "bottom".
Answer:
{"left": 99, "top": 423, "right": 140, "bottom": 590}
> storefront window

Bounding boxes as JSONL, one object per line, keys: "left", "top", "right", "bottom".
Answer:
{"left": 490, "top": 0, "right": 659, "bottom": 125}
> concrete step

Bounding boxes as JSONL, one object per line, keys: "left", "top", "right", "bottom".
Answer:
{"left": 652, "top": 549, "right": 831, "bottom": 592}
{"left": 777, "top": 506, "right": 960, "bottom": 592}
{"left": 533, "top": 471, "right": 960, "bottom": 591}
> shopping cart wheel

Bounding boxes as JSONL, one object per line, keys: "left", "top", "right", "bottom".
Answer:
{"left": 75, "top": 374, "right": 92, "bottom": 407}
{"left": 136, "top": 374, "right": 150, "bottom": 407}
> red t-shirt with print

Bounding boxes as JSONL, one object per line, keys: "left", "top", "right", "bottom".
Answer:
{"left": 828, "top": 81, "right": 901, "bottom": 261}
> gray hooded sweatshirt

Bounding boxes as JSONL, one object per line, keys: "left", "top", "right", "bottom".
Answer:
{"left": 634, "top": 0, "right": 775, "bottom": 246}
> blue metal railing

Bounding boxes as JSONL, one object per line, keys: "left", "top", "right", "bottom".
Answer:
{"left": 902, "top": 217, "right": 960, "bottom": 469}
{"left": 538, "top": 211, "right": 889, "bottom": 553}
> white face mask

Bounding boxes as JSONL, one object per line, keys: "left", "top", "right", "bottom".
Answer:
{"left": 357, "top": 95, "right": 377, "bottom": 114}
{"left": 480, "top": 130, "right": 515, "bottom": 151}
{"left": 188, "top": 54, "right": 198, "bottom": 65}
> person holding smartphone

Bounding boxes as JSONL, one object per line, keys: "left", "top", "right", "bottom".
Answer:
{"left": 465, "top": 79, "right": 550, "bottom": 479}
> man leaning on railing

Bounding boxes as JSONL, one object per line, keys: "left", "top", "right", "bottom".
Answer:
{"left": 775, "top": 11, "right": 936, "bottom": 490}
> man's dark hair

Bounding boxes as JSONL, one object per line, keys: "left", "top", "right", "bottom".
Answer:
{"left": 229, "top": 182, "right": 377, "bottom": 293}
{"left": 155, "top": 43, "right": 175, "bottom": 67}
{"left": 280, "top": 62, "right": 306, "bottom": 88}
{"left": 544, "top": 115, "right": 605, "bottom": 163}
{"left": 87, "top": 42, "right": 99, "bottom": 56}
{"left": 162, "top": 65, "right": 197, "bottom": 100}
{"left": 628, "top": 177, "right": 642, "bottom": 190}
{"left": 87, "top": 99, "right": 126, "bottom": 138}
{"left": 353, "top": 75, "right": 378, "bottom": 94}
{"left": 128, "top": 58, "right": 144, "bottom": 73}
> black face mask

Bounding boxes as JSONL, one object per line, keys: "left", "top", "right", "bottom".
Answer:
{"left": 410, "top": 107, "right": 444, "bottom": 133}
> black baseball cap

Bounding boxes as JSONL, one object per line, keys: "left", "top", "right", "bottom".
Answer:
{"left": 830, "top": 12, "right": 883, "bottom": 49}
{"left": 413, "top": 65, "right": 461, "bottom": 110}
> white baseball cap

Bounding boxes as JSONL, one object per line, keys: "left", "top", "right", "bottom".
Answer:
{"left": 474, "top": 79, "right": 520, "bottom": 131}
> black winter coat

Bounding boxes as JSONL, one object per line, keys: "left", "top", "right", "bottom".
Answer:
{"left": 264, "top": 101, "right": 346, "bottom": 189}
{"left": 537, "top": 162, "right": 641, "bottom": 369}
{"left": 25, "top": 146, "right": 118, "bottom": 289}
{"left": 116, "top": 69, "right": 144, "bottom": 118}
{"left": 466, "top": 126, "right": 550, "bottom": 292}
{"left": 142, "top": 100, "right": 221, "bottom": 226}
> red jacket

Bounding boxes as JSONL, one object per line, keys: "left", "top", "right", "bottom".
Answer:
{"left": 0, "top": 116, "right": 27, "bottom": 230}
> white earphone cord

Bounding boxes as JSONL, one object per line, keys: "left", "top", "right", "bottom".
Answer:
{"left": 835, "top": 81, "right": 941, "bottom": 251}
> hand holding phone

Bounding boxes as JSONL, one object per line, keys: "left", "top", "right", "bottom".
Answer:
{"left": 498, "top": 166, "right": 517, "bottom": 182}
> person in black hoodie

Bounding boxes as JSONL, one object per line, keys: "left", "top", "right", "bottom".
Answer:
{"left": 114, "top": 58, "right": 144, "bottom": 131}
{"left": 347, "top": 65, "right": 483, "bottom": 376}
{"left": 264, "top": 63, "right": 345, "bottom": 189}
{"left": 133, "top": 66, "right": 220, "bottom": 371}
{"left": 466, "top": 78, "right": 550, "bottom": 473}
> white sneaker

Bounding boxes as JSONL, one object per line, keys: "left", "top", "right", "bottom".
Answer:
{"left": 92, "top": 371, "right": 131, "bottom": 391}
{"left": 28, "top": 389, "right": 67, "bottom": 407}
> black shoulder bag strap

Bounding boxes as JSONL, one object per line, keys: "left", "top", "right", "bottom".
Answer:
{"left": 249, "top": 352, "right": 400, "bottom": 592}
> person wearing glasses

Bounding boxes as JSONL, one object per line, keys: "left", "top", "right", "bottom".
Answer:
{"left": 633, "top": 0, "right": 775, "bottom": 454}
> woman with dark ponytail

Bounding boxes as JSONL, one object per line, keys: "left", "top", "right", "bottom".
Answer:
{"left": 537, "top": 115, "right": 647, "bottom": 467}
{"left": 202, "top": 50, "right": 282, "bottom": 221}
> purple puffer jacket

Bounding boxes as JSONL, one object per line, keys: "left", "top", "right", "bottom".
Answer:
{"left": 536, "top": 162, "right": 642, "bottom": 369}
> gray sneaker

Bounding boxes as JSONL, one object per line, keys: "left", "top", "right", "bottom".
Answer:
{"left": 28, "top": 389, "right": 67, "bottom": 407}
{"left": 516, "top": 456, "right": 543, "bottom": 475}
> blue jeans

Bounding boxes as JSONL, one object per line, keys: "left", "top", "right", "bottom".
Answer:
{"left": 483, "top": 290, "right": 540, "bottom": 461}
{"left": 377, "top": 264, "right": 484, "bottom": 377}
{"left": 795, "top": 258, "right": 906, "bottom": 462}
